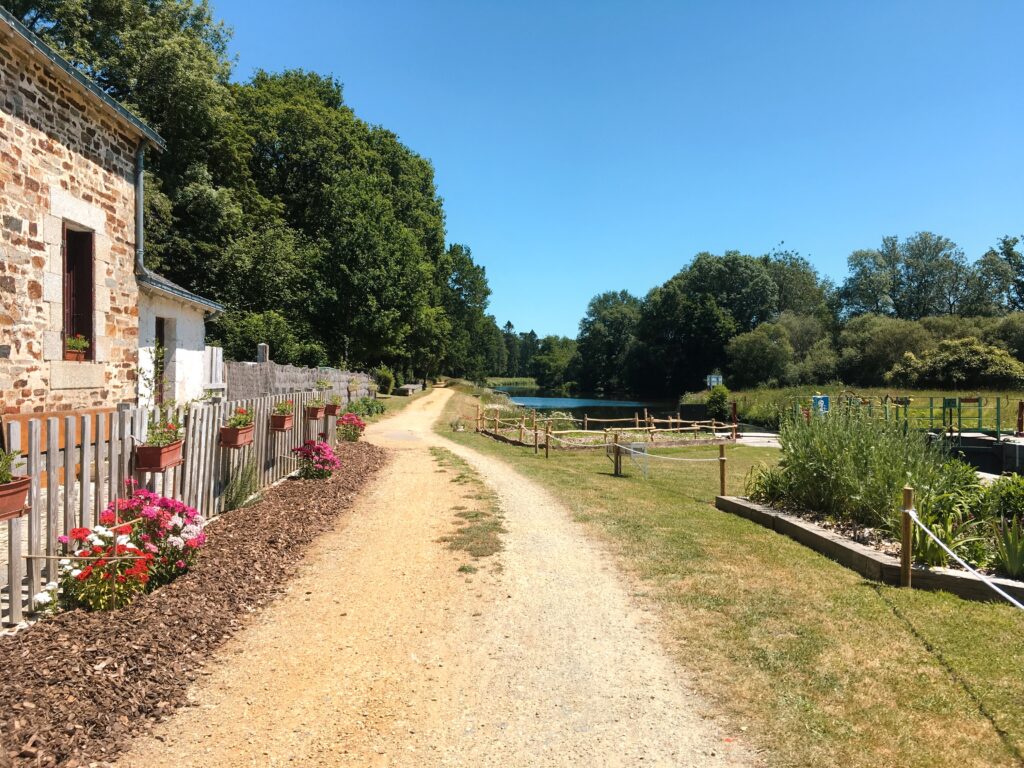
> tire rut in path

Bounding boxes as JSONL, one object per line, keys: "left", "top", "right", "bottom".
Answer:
{"left": 115, "top": 389, "right": 753, "bottom": 767}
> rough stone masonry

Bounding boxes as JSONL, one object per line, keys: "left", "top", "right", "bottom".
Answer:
{"left": 0, "top": 22, "right": 146, "bottom": 413}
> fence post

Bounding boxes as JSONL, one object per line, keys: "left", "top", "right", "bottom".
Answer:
{"left": 545, "top": 424, "right": 551, "bottom": 459}
{"left": 901, "top": 485, "right": 914, "bottom": 588}
{"left": 534, "top": 424, "right": 539, "bottom": 454}
{"left": 519, "top": 418, "right": 525, "bottom": 444}
{"left": 475, "top": 404, "right": 481, "bottom": 432}
{"left": 584, "top": 414, "right": 588, "bottom": 432}
{"left": 718, "top": 443, "right": 726, "bottom": 497}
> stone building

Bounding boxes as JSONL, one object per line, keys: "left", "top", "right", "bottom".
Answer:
{"left": 0, "top": 8, "right": 221, "bottom": 413}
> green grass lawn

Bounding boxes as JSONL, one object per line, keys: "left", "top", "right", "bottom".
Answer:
{"left": 362, "top": 385, "right": 434, "bottom": 423}
{"left": 438, "top": 389, "right": 1024, "bottom": 768}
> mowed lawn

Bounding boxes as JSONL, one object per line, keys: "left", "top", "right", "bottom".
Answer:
{"left": 439, "top": 389, "right": 1024, "bottom": 768}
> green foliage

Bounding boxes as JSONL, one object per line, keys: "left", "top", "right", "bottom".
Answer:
{"left": 372, "top": 365, "right": 395, "bottom": 395}
{"left": 907, "top": 460, "right": 985, "bottom": 568}
{"left": 574, "top": 290, "right": 641, "bottom": 395}
{"left": 838, "top": 314, "right": 933, "bottom": 386}
{"left": 991, "top": 516, "right": 1024, "bottom": 578}
{"left": 348, "top": 397, "right": 386, "bottom": 417}
{"left": 885, "top": 337, "right": 1024, "bottom": 389}
{"left": 529, "top": 336, "right": 578, "bottom": 393}
{"left": 224, "top": 457, "right": 260, "bottom": 511}
{"left": 748, "top": 408, "right": 947, "bottom": 528}
{"left": 0, "top": 448, "right": 19, "bottom": 485}
{"left": 983, "top": 473, "right": 1024, "bottom": 520}
{"left": 705, "top": 384, "right": 731, "bottom": 422}
{"left": 726, "top": 324, "right": 793, "bottom": 388}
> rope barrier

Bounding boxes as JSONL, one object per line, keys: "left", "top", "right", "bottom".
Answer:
{"left": 907, "top": 509, "right": 1024, "bottom": 611}
{"left": 617, "top": 444, "right": 721, "bottom": 462}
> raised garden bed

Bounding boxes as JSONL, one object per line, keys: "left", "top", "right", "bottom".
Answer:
{"left": 0, "top": 441, "right": 388, "bottom": 767}
{"left": 716, "top": 496, "right": 1024, "bottom": 604}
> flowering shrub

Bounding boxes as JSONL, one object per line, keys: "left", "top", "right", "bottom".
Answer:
{"left": 58, "top": 524, "right": 154, "bottom": 611}
{"left": 307, "top": 398, "right": 325, "bottom": 409}
{"left": 337, "top": 412, "right": 366, "bottom": 442}
{"left": 144, "top": 416, "right": 183, "bottom": 447}
{"left": 53, "top": 486, "right": 206, "bottom": 611}
{"left": 225, "top": 407, "right": 254, "bottom": 429}
{"left": 292, "top": 440, "right": 341, "bottom": 479}
{"left": 273, "top": 400, "right": 294, "bottom": 415}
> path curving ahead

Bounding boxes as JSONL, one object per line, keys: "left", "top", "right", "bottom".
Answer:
{"left": 115, "top": 389, "right": 753, "bottom": 767}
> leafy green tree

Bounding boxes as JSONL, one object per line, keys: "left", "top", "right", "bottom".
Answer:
{"left": 675, "top": 251, "right": 778, "bottom": 332}
{"left": 837, "top": 314, "right": 933, "bottom": 385}
{"left": 762, "top": 249, "right": 828, "bottom": 316}
{"left": 726, "top": 324, "right": 794, "bottom": 388}
{"left": 502, "top": 322, "right": 520, "bottom": 378}
{"left": 886, "top": 338, "right": 1024, "bottom": 389}
{"left": 529, "top": 336, "right": 578, "bottom": 393}
{"left": 574, "top": 290, "right": 641, "bottom": 395}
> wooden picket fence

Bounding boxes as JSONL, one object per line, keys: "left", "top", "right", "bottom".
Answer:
{"left": 1, "top": 390, "right": 340, "bottom": 626}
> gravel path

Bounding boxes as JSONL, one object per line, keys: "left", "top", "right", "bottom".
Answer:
{"left": 115, "top": 390, "right": 753, "bottom": 767}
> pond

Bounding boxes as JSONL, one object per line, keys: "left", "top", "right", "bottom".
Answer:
{"left": 494, "top": 387, "right": 677, "bottom": 421}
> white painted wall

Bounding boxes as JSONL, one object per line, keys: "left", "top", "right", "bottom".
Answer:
{"left": 138, "top": 291, "right": 209, "bottom": 405}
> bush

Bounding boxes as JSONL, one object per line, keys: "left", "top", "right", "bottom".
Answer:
{"left": 726, "top": 324, "right": 793, "bottom": 388}
{"left": 337, "top": 412, "right": 366, "bottom": 442}
{"left": 348, "top": 396, "right": 386, "bottom": 417}
{"left": 748, "top": 407, "right": 946, "bottom": 528}
{"left": 372, "top": 365, "right": 395, "bottom": 395}
{"left": 908, "top": 459, "right": 985, "bottom": 567}
{"left": 291, "top": 440, "right": 341, "bottom": 479}
{"left": 885, "top": 337, "right": 1024, "bottom": 389}
{"left": 705, "top": 384, "right": 731, "bottom": 422}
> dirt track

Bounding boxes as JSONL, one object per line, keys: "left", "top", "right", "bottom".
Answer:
{"left": 115, "top": 389, "right": 752, "bottom": 767}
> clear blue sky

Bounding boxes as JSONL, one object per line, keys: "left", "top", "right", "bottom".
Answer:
{"left": 211, "top": 0, "right": 1024, "bottom": 337}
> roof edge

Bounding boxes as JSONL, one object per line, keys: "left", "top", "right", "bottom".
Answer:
{"left": 138, "top": 272, "right": 224, "bottom": 314}
{"left": 0, "top": 7, "right": 166, "bottom": 151}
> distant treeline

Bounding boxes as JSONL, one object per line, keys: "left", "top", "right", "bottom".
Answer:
{"left": 490, "top": 234, "right": 1024, "bottom": 396}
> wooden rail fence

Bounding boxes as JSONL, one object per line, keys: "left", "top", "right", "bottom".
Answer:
{"left": 1, "top": 389, "right": 341, "bottom": 626}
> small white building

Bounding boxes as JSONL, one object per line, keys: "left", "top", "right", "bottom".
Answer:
{"left": 137, "top": 271, "right": 223, "bottom": 406}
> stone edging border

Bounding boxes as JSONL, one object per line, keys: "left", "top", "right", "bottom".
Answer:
{"left": 715, "top": 496, "right": 1024, "bottom": 604}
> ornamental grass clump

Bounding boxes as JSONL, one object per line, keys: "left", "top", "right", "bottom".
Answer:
{"left": 292, "top": 440, "right": 341, "bottom": 479}
{"left": 748, "top": 406, "right": 947, "bottom": 529}
{"left": 337, "top": 412, "right": 366, "bottom": 442}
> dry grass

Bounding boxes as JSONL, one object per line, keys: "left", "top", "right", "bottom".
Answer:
{"left": 439, "top": 390, "right": 1024, "bottom": 768}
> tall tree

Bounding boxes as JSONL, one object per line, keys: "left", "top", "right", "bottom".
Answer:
{"left": 574, "top": 291, "right": 640, "bottom": 395}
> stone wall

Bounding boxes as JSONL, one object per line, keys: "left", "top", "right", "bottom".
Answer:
{"left": 224, "top": 361, "right": 374, "bottom": 403}
{"left": 0, "top": 25, "right": 142, "bottom": 413}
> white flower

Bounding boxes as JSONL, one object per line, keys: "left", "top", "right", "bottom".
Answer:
{"left": 45, "top": 581, "right": 57, "bottom": 590}
{"left": 169, "top": 514, "right": 183, "bottom": 529}
{"left": 32, "top": 591, "right": 51, "bottom": 605}
{"left": 167, "top": 536, "right": 185, "bottom": 549}
{"left": 116, "top": 535, "right": 131, "bottom": 546}
{"left": 70, "top": 569, "right": 81, "bottom": 578}
{"left": 58, "top": 559, "right": 70, "bottom": 567}
{"left": 180, "top": 525, "right": 202, "bottom": 540}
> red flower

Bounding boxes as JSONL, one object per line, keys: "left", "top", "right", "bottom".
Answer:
{"left": 237, "top": 408, "right": 247, "bottom": 415}
{"left": 166, "top": 422, "right": 176, "bottom": 430}
{"left": 76, "top": 566, "right": 93, "bottom": 581}
{"left": 69, "top": 527, "right": 91, "bottom": 541}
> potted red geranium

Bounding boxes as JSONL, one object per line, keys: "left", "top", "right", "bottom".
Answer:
{"left": 305, "top": 398, "right": 326, "bottom": 420}
{"left": 325, "top": 395, "right": 344, "bottom": 416}
{"left": 220, "top": 407, "right": 255, "bottom": 448}
{"left": 135, "top": 417, "right": 184, "bottom": 472}
{"left": 0, "top": 448, "right": 29, "bottom": 521}
{"left": 64, "top": 333, "right": 89, "bottom": 362}
{"left": 270, "top": 400, "right": 294, "bottom": 432}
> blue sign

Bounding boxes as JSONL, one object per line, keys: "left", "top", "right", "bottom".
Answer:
{"left": 812, "top": 395, "right": 830, "bottom": 414}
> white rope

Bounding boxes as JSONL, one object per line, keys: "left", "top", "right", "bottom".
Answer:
{"left": 907, "top": 510, "right": 1024, "bottom": 611}
{"left": 617, "top": 444, "right": 721, "bottom": 463}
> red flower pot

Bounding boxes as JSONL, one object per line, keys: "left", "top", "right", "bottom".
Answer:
{"left": 0, "top": 476, "right": 30, "bottom": 522}
{"left": 220, "top": 424, "right": 255, "bottom": 448}
{"left": 135, "top": 440, "right": 184, "bottom": 472}
{"left": 63, "top": 349, "right": 85, "bottom": 362}
{"left": 305, "top": 406, "right": 326, "bottom": 420}
{"left": 270, "top": 413, "right": 294, "bottom": 432}
{"left": 325, "top": 404, "right": 342, "bottom": 416}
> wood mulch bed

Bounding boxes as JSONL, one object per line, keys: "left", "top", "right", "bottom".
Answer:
{"left": 0, "top": 442, "right": 388, "bottom": 768}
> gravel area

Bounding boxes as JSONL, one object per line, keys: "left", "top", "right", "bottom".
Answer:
{"left": 0, "top": 442, "right": 387, "bottom": 767}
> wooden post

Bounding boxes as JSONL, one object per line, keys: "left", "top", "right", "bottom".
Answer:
{"left": 475, "top": 404, "right": 481, "bottom": 432}
{"left": 534, "top": 425, "right": 539, "bottom": 454}
{"left": 519, "top": 419, "right": 525, "bottom": 444}
{"left": 901, "top": 486, "right": 914, "bottom": 588}
{"left": 532, "top": 409, "right": 537, "bottom": 430}
{"left": 718, "top": 443, "right": 726, "bottom": 497}
{"left": 634, "top": 413, "right": 639, "bottom": 428}
{"left": 584, "top": 414, "right": 588, "bottom": 432}
{"left": 612, "top": 432, "right": 621, "bottom": 477}
{"left": 545, "top": 424, "right": 551, "bottom": 459}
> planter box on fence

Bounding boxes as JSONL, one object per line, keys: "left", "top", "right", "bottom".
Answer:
{"left": 135, "top": 440, "right": 184, "bottom": 472}
{"left": 325, "top": 404, "right": 342, "bottom": 416}
{"left": 715, "top": 495, "right": 1024, "bottom": 605}
{"left": 0, "top": 476, "right": 30, "bottom": 521}
{"left": 270, "top": 413, "right": 293, "bottom": 432}
{"left": 305, "top": 406, "right": 325, "bottom": 420}
{"left": 220, "top": 424, "right": 255, "bottom": 449}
